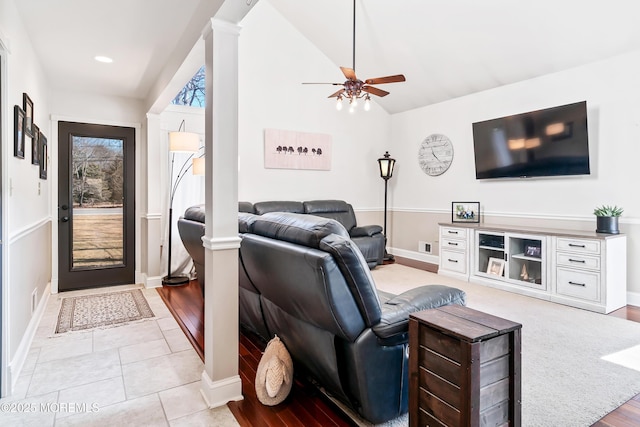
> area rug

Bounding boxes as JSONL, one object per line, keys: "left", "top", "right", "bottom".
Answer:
{"left": 55, "top": 289, "right": 155, "bottom": 334}
{"left": 355, "top": 263, "right": 640, "bottom": 427}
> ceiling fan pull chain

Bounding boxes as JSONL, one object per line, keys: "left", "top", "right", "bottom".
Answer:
{"left": 352, "top": 0, "right": 356, "bottom": 72}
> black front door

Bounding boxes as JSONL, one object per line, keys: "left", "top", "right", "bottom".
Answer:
{"left": 57, "top": 121, "right": 135, "bottom": 291}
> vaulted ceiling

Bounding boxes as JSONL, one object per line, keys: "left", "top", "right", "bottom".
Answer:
{"left": 14, "top": 0, "right": 640, "bottom": 114}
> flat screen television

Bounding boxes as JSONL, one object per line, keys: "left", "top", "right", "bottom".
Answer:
{"left": 472, "top": 101, "right": 590, "bottom": 179}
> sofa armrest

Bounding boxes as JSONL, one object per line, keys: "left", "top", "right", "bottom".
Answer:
{"left": 350, "top": 225, "right": 383, "bottom": 238}
{"left": 372, "top": 285, "right": 466, "bottom": 340}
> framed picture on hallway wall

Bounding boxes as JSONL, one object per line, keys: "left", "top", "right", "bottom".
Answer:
{"left": 14, "top": 105, "right": 25, "bottom": 159}
{"left": 23, "top": 92, "right": 34, "bottom": 137}
{"left": 32, "top": 124, "right": 40, "bottom": 165}
{"left": 39, "top": 131, "right": 48, "bottom": 179}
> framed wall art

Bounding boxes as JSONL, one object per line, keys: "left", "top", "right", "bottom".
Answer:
{"left": 14, "top": 105, "right": 25, "bottom": 159}
{"left": 452, "top": 201, "right": 480, "bottom": 223}
{"left": 264, "top": 128, "right": 332, "bottom": 170}
{"left": 39, "top": 131, "right": 48, "bottom": 179}
{"left": 23, "top": 93, "right": 34, "bottom": 137}
{"left": 32, "top": 124, "right": 40, "bottom": 165}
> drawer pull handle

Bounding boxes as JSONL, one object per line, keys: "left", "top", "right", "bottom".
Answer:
{"left": 568, "top": 259, "right": 586, "bottom": 263}
{"left": 448, "top": 230, "right": 459, "bottom": 235}
{"left": 568, "top": 243, "right": 586, "bottom": 248}
{"left": 447, "top": 259, "right": 458, "bottom": 263}
{"left": 448, "top": 242, "right": 458, "bottom": 246}
{"left": 568, "top": 281, "right": 586, "bottom": 287}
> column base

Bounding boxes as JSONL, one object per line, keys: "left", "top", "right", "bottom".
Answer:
{"left": 200, "top": 371, "right": 243, "bottom": 408}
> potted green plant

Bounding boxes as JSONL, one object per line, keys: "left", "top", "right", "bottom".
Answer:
{"left": 593, "top": 205, "right": 623, "bottom": 234}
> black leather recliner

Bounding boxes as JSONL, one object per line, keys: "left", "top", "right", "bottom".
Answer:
{"left": 238, "top": 212, "right": 466, "bottom": 423}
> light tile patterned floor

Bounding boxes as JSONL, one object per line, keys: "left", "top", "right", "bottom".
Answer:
{"left": 0, "top": 284, "right": 239, "bottom": 426}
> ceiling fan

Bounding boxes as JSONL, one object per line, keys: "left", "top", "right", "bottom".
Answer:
{"left": 303, "top": 0, "right": 406, "bottom": 111}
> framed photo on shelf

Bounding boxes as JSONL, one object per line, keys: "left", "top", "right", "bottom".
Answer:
{"left": 39, "top": 131, "right": 48, "bottom": 179}
{"left": 487, "top": 257, "right": 505, "bottom": 276}
{"left": 14, "top": 105, "right": 25, "bottom": 159}
{"left": 452, "top": 201, "right": 480, "bottom": 223}
{"left": 23, "top": 93, "right": 34, "bottom": 137}
{"left": 32, "top": 124, "right": 40, "bottom": 165}
{"left": 525, "top": 245, "right": 541, "bottom": 258}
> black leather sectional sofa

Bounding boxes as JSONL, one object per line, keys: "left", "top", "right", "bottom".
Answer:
{"left": 241, "top": 199, "right": 386, "bottom": 268}
{"left": 238, "top": 211, "right": 466, "bottom": 423}
{"left": 178, "top": 202, "right": 466, "bottom": 422}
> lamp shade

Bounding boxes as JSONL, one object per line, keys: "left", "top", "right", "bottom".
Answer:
{"left": 192, "top": 157, "right": 205, "bottom": 175}
{"left": 378, "top": 151, "right": 396, "bottom": 179}
{"left": 169, "top": 131, "right": 199, "bottom": 152}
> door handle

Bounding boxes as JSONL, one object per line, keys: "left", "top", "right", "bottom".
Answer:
{"left": 61, "top": 216, "right": 69, "bottom": 222}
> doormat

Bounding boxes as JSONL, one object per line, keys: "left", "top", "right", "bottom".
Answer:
{"left": 55, "top": 289, "right": 155, "bottom": 334}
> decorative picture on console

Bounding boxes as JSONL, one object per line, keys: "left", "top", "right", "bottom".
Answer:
{"left": 487, "top": 257, "right": 505, "bottom": 276}
{"left": 525, "top": 245, "right": 541, "bottom": 258}
{"left": 452, "top": 201, "right": 480, "bottom": 223}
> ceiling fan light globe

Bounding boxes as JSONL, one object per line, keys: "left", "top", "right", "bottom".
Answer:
{"left": 364, "top": 97, "right": 371, "bottom": 111}
{"left": 336, "top": 98, "right": 343, "bottom": 111}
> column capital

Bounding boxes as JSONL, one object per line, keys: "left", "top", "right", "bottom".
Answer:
{"left": 202, "top": 18, "right": 242, "bottom": 40}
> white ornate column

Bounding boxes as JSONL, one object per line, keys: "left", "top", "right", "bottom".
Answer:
{"left": 200, "top": 18, "right": 243, "bottom": 407}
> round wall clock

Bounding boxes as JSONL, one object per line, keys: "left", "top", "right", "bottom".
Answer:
{"left": 418, "top": 134, "right": 454, "bottom": 176}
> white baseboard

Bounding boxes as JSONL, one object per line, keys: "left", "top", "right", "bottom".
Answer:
{"left": 389, "top": 247, "right": 439, "bottom": 265}
{"left": 627, "top": 291, "right": 640, "bottom": 308}
{"left": 200, "top": 371, "right": 243, "bottom": 408}
{"left": 8, "top": 282, "right": 51, "bottom": 395}
{"left": 142, "top": 274, "right": 163, "bottom": 289}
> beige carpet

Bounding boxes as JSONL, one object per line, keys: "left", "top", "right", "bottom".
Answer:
{"left": 55, "top": 288, "right": 155, "bottom": 334}
{"left": 364, "top": 263, "right": 640, "bottom": 427}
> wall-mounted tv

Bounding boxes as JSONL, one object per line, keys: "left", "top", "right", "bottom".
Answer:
{"left": 472, "top": 101, "right": 590, "bottom": 179}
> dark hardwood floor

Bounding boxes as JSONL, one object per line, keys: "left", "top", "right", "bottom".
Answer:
{"left": 158, "top": 277, "right": 640, "bottom": 426}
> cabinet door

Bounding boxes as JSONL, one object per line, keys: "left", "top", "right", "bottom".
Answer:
{"left": 506, "top": 233, "right": 546, "bottom": 290}
{"left": 475, "top": 231, "right": 506, "bottom": 278}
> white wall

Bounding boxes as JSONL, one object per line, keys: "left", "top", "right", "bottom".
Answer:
{"left": 390, "top": 49, "right": 640, "bottom": 298}
{"left": 0, "top": 0, "right": 53, "bottom": 394}
{"left": 238, "top": 1, "right": 391, "bottom": 208}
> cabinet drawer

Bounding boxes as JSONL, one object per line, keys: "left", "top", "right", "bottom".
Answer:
{"left": 556, "top": 268, "right": 600, "bottom": 302}
{"left": 557, "top": 238, "right": 600, "bottom": 255}
{"left": 441, "top": 249, "right": 467, "bottom": 274}
{"left": 441, "top": 227, "right": 467, "bottom": 239}
{"left": 442, "top": 237, "right": 467, "bottom": 251}
{"left": 556, "top": 253, "right": 601, "bottom": 270}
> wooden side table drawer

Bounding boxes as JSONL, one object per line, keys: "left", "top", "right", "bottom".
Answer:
{"left": 409, "top": 305, "right": 522, "bottom": 427}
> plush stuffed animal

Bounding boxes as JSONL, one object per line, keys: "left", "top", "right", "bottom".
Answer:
{"left": 255, "top": 335, "right": 293, "bottom": 405}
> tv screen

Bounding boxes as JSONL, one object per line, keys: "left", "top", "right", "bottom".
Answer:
{"left": 472, "top": 101, "right": 590, "bottom": 179}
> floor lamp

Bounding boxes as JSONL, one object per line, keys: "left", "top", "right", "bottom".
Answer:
{"left": 163, "top": 121, "right": 200, "bottom": 286}
{"left": 378, "top": 151, "right": 396, "bottom": 262}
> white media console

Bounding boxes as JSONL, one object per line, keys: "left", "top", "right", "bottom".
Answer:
{"left": 438, "top": 222, "right": 627, "bottom": 314}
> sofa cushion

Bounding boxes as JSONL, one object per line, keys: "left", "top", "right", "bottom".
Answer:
{"left": 239, "top": 201, "right": 255, "bottom": 213}
{"left": 254, "top": 201, "right": 304, "bottom": 215}
{"left": 239, "top": 212, "right": 259, "bottom": 233}
{"left": 303, "top": 200, "right": 357, "bottom": 231}
{"left": 252, "top": 212, "right": 349, "bottom": 249}
{"left": 183, "top": 204, "right": 205, "bottom": 223}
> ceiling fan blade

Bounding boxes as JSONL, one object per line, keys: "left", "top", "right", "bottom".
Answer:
{"left": 365, "top": 74, "right": 406, "bottom": 85}
{"left": 302, "top": 82, "right": 343, "bottom": 85}
{"left": 363, "top": 86, "right": 389, "bottom": 97}
{"left": 328, "top": 89, "right": 345, "bottom": 98}
{"left": 340, "top": 66, "right": 357, "bottom": 81}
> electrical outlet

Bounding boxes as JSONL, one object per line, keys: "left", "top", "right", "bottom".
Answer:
{"left": 31, "top": 289, "right": 38, "bottom": 314}
{"left": 38, "top": 182, "right": 41, "bottom": 195}
{"left": 418, "top": 241, "right": 432, "bottom": 254}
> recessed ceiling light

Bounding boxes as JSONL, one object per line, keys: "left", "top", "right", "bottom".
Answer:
{"left": 94, "top": 56, "right": 113, "bottom": 63}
